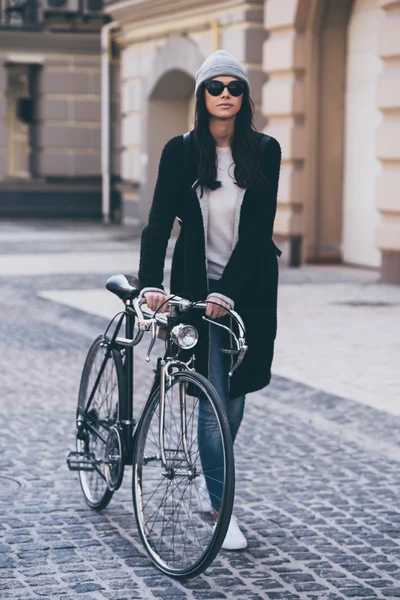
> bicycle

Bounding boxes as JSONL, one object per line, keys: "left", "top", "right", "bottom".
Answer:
{"left": 67, "top": 273, "right": 248, "bottom": 578}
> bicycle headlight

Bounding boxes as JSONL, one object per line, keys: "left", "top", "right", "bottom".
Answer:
{"left": 170, "top": 324, "right": 198, "bottom": 349}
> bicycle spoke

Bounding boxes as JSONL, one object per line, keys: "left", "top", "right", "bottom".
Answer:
{"left": 133, "top": 371, "right": 234, "bottom": 577}
{"left": 77, "top": 337, "right": 122, "bottom": 509}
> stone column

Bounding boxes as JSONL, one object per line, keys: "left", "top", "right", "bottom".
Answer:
{"left": 376, "top": 0, "right": 400, "bottom": 283}
{"left": 262, "top": 0, "right": 308, "bottom": 266}
{"left": 0, "top": 64, "right": 6, "bottom": 178}
{"left": 39, "top": 55, "right": 101, "bottom": 178}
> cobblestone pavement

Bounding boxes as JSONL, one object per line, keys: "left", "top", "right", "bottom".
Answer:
{"left": 1, "top": 221, "right": 400, "bottom": 600}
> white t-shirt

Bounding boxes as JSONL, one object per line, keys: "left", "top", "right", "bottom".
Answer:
{"left": 206, "top": 146, "right": 246, "bottom": 279}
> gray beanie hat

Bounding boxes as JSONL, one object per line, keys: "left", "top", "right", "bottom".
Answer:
{"left": 195, "top": 49, "right": 250, "bottom": 96}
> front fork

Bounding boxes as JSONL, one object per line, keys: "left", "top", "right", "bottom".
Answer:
{"left": 158, "top": 358, "right": 196, "bottom": 477}
{"left": 158, "top": 360, "right": 168, "bottom": 469}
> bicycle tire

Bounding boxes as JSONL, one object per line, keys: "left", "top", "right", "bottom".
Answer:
{"left": 132, "top": 369, "right": 235, "bottom": 578}
{"left": 76, "top": 335, "right": 126, "bottom": 510}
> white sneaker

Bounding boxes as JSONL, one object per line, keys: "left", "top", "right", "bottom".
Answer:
{"left": 220, "top": 514, "right": 248, "bottom": 551}
{"left": 196, "top": 474, "right": 213, "bottom": 513}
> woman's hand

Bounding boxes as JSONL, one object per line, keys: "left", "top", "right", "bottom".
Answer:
{"left": 205, "top": 296, "right": 230, "bottom": 319}
{"left": 143, "top": 292, "right": 169, "bottom": 313}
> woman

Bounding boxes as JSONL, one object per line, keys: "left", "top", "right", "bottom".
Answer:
{"left": 138, "top": 50, "right": 282, "bottom": 550}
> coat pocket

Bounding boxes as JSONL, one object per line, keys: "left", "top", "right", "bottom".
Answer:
{"left": 270, "top": 239, "right": 282, "bottom": 257}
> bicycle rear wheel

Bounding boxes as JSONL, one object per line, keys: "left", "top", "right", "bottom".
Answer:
{"left": 132, "top": 370, "right": 234, "bottom": 578}
{"left": 76, "top": 335, "right": 125, "bottom": 510}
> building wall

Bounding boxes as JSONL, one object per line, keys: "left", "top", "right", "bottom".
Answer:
{"left": 38, "top": 53, "right": 102, "bottom": 178}
{"left": 0, "top": 62, "right": 7, "bottom": 179}
{"left": 342, "top": 0, "right": 383, "bottom": 268}
{"left": 375, "top": 0, "right": 400, "bottom": 283}
{"left": 1, "top": 1, "right": 399, "bottom": 280}
{"left": 111, "top": 62, "right": 121, "bottom": 181}
{"left": 261, "top": 0, "right": 307, "bottom": 265}
{"left": 103, "top": 0, "right": 400, "bottom": 283}
{"left": 107, "top": 0, "right": 266, "bottom": 221}
{"left": 0, "top": 31, "right": 110, "bottom": 218}
{"left": 263, "top": 0, "right": 400, "bottom": 281}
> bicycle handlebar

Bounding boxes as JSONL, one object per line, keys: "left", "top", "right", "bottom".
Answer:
{"left": 120, "top": 294, "right": 248, "bottom": 375}
{"left": 140, "top": 295, "right": 246, "bottom": 337}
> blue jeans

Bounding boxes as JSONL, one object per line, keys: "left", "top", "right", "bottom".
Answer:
{"left": 197, "top": 278, "right": 245, "bottom": 510}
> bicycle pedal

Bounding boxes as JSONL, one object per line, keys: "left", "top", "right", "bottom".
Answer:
{"left": 66, "top": 451, "right": 95, "bottom": 472}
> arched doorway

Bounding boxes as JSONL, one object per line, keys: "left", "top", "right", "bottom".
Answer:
{"left": 139, "top": 34, "right": 204, "bottom": 222}
{"left": 146, "top": 69, "right": 195, "bottom": 217}
{"left": 342, "top": 0, "right": 384, "bottom": 267}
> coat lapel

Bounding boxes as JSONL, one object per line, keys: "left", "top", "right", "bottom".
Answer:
{"left": 194, "top": 184, "right": 208, "bottom": 257}
{"left": 232, "top": 188, "right": 247, "bottom": 249}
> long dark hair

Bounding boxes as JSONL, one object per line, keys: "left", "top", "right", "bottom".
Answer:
{"left": 194, "top": 81, "right": 265, "bottom": 196}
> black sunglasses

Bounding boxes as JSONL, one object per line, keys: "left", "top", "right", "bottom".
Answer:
{"left": 204, "top": 80, "right": 245, "bottom": 97}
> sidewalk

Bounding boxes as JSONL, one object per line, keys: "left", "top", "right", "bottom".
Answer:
{"left": 0, "top": 220, "right": 396, "bottom": 417}
{"left": 274, "top": 276, "right": 400, "bottom": 416}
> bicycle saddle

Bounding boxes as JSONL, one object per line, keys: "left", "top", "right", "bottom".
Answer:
{"left": 106, "top": 274, "right": 140, "bottom": 301}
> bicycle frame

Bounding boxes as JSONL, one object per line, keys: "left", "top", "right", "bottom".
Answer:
{"left": 78, "top": 300, "right": 190, "bottom": 472}
{"left": 119, "top": 304, "right": 136, "bottom": 466}
{"left": 77, "top": 292, "right": 247, "bottom": 477}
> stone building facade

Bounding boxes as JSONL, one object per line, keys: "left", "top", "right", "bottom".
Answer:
{"left": 106, "top": 0, "right": 267, "bottom": 231}
{"left": 104, "top": 0, "right": 400, "bottom": 283}
{"left": 1, "top": 1, "right": 399, "bottom": 282}
{"left": 0, "top": 1, "right": 120, "bottom": 218}
{"left": 262, "top": 0, "right": 400, "bottom": 282}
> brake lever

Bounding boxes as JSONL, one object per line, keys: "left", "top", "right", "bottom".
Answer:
{"left": 145, "top": 320, "right": 158, "bottom": 362}
{"left": 228, "top": 342, "right": 248, "bottom": 377}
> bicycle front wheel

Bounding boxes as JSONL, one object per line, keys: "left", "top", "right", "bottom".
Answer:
{"left": 132, "top": 370, "right": 235, "bottom": 579}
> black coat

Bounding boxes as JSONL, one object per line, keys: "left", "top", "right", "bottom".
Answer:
{"left": 138, "top": 130, "right": 282, "bottom": 399}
